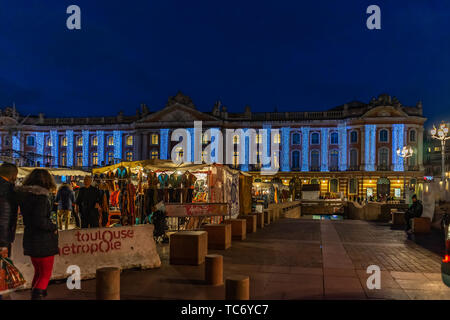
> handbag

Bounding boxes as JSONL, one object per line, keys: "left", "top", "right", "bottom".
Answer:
{"left": 0, "top": 257, "right": 26, "bottom": 295}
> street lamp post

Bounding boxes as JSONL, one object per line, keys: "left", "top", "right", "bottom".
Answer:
{"left": 431, "top": 122, "right": 450, "bottom": 182}
{"left": 397, "top": 145, "right": 414, "bottom": 200}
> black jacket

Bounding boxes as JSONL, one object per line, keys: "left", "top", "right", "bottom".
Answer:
{"left": 407, "top": 200, "right": 423, "bottom": 218}
{"left": 16, "top": 185, "right": 59, "bottom": 257}
{"left": 0, "top": 177, "right": 18, "bottom": 247}
{"left": 76, "top": 186, "right": 101, "bottom": 215}
{"left": 56, "top": 185, "right": 75, "bottom": 211}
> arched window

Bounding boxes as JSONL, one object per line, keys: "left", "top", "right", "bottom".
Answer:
{"left": 273, "top": 133, "right": 280, "bottom": 144}
{"left": 77, "top": 136, "right": 83, "bottom": 146}
{"left": 291, "top": 150, "right": 300, "bottom": 169}
{"left": 151, "top": 134, "right": 159, "bottom": 145}
{"left": 107, "top": 136, "right": 114, "bottom": 146}
{"left": 175, "top": 147, "right": 184, "bottom": 162}
{"left": 311, "top": 150, "right": 320, "bottom": 169}
{"left": 61, "top": 136, "right": 67, "bottom": 147}
{"left": 330, "top": 132, "right": 339, "bottom": 145}
{"left": 350, "top": 131, "right": 358, "bottom": 143}
{"left": 349, "top": 149, "right": 358, "bottom": 168}
{"left": 126, "top": 136, "right": 133, "bottom": 146}
{"left": 409, "top": 130, "right": 416, "bottom": 142}
{"left": 126, "top": 151, "right": 133, "bottom": 161}
{"left": 107, "top": 152, "right": 114, "bottom": 164}
{"left": 46, "top": 136, "right": 52, "bottom": 147}
{"left": 61, "top": 152, "right": 67, "bottom": 167}
{"left": 26, "top": 135, "right": 35, "bottom": 146}
{"left": 379, "top": 129, "right": 388, "bottom": 143}
{"left": 92, "top": 136, "right": 98, "bottom": 146}
{"left": 233, "top": 135, "right": 240, "bottom": 144}
{"left": 330, "top": 179, "right": 338, "bottom": 193}
{"left": 292, "top": 132, "right": 301, "bottom": 145}
{"left": 92, "top": 152, "right": 98, "bottom": 166}
{"left": 76, "top": 153, "right": 83, "bottom": 166}
{"left": 379, "top": 148, "right": 389, "bottom": 167}
{"left": 329, "top": 150, "right": 339, "bottom": 169}
{"left": 349, "top": 178, "right": 358, "bottom": 194}
{"left": 311, "top": 132, "right": 320, "bottom": 145}
{"left": 409, "top": 152, "right": 417, "bottom": 166}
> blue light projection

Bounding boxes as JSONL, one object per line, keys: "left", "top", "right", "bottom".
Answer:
{"left": 36, "top": 132, "right": 44, "bottom": 166}
{"left": 187, "top": 128, "right": 194, "bottom": 163}
{"left": 160, "top": 129, "right": 169, "bottom": 160}
{"left": 50, "top": 130, "right": 58, "bottom": 167}
{"left": 281, "top": 127, "right": 290, "bottom": 172}
{"left": 320, "top": 128, "right": 329, "bottom": 172}
{"left": 97, "top": 130, "right": 105, "bottom": 165}
{"left": 66, "top": 130, "right": 74, "bottom": 167}
{"left": 12, "top": 132, "right": 20, "bottom": 159}
{"left": 338, "top": 124, "right": 347, "bottom": 171}
{"left": 262, "top": 124, "right": 271, "bottom": 170}
{"left": 364, "top": 125, "right": 376, "bottom": 171}
{"left": 210, "top": 128, "right": 220, "bottom": 163}
{"left": 392, "top": 124, "right": 405, "bottom": 171}
{"left": 301, "top": 127, "right": 310, "bottom": 171}
{"left": 113, "top": 130, "right": 122, "bottom": 163}
{"left": 241, "top": 128, "right": 249, "bottom": 172}
{"left": 82, "top": 130, "right": 89, "bottom": 167}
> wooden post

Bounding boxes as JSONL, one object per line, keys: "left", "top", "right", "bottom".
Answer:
{"left": 225, "top": 275, "right": 250, "bottom": 300}
{"left": 205, "top": 254, "right": 223, "bottom": 286}
{"left": 96, "top": 267, "right": 120, "bottom": 300}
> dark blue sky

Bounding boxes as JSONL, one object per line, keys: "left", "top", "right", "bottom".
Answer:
{"left": 0, "top": 0, "right": 449, "bottom": 127}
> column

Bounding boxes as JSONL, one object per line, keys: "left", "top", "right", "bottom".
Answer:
{"left": 301, "top": 127, "right": 310, "bottom": 171}
{"left": 360, "top": 127, "right": 365, "bottom": 171}
{"left": 12, "top": 132, "right": 21, "bottom": 160}
{"left": 364, "top": 124, "right": 376, "bottom": 171}
{"left": 281, "top": 127, "right": 290, "bottom": 172}
{"left": 160, "top": 129, "right": 169, "bottom": 160}
{"left": 320, "top": 127, "right": 329, "bottom": 172}
{"left": 262, "top": 124, "right": 271, "bottom": 170}
{"left": 66, "top": 130, "right": 74, "bottom": 167}
{"left": 241, "top": 128, "right": 249, "bottom": 172}
{"left": 113, "top": 130, "right": 123, "bottom": 163}
{"left": 338, "top": 123, "right": 347, "bottom": 171}
{"left": 36, "top": 132, "right": 45, "bottom": 167}
{"left": 187, "top": 128, "right": 195, "bottom": 163}
{"left": 82, "top": 130, "right": 90, "bottom": 167}
{"left": 50, "top": 130, "right": 58, "bottom": 167}
{"left": 142, "top": 133, "right": 149, "bottom": 160}
{"left": 392, "top": 124, "right": 405, "bottom": 172}
{"left": 133, "top": 133, "right": 142, "bottom": 161}
{"left": 418, "top": 127, "right": 424, "bottom": 170}
{"left": 96, "top": 131, "right": 105, "bottom": 165}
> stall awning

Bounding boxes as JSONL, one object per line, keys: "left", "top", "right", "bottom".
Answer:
{"left": 18, "top": 167, "right": 91, "bottom": 178}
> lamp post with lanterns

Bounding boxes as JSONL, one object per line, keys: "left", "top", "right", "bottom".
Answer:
{"left": 397, "top": 145, "right": 414, "bottom": 200}
{"left": 431, "top": 122, "right": 450, "bottom": 182}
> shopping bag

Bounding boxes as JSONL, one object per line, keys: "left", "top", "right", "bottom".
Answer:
{"left": 0, "top": 257, "right": 26, "bottom": 295}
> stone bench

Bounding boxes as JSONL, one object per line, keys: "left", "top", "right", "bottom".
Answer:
{"left": 239, "top": 214, "right": 257, "bottom": 234}
{"left": 264, "top": 209, "right": 271, "bottom": 225}
{"left": 412, "top": 217, "right": 431, "bottom": 234}
{"left": 170, "top": 231, "right": 208, "bottom": 265}
{"left": 202, "top": 223, "right": 232, "bottom": 250}
{"left": 391, "top": 210, "right": 406, "bottom": 226}
{"left": 224, "top": 219, "right": 247, "bottom": 240}
{"left": 255, "top": 212, "right": 264, "bottom": 229}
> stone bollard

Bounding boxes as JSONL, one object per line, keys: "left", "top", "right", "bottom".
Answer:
{"left": 225, "top": 275, "right": 250, "bottom": 300}
{"left": 205, "top": 254, "right": 223, "bottom": 286}
{"left": 96, "top": 267, "right": 120, "bottom": 300}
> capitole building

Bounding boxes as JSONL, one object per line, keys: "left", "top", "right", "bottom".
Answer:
{"left": 0, "top": 92, "right": 426, "bottom": 199}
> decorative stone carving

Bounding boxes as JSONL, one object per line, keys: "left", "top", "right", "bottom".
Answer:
{"left": 166, "top": 91, "right": 196, "bottom": 109}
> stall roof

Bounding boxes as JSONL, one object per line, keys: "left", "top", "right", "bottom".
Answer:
{"left": 18, "top": 167, "right": 91, "bottom": 178}
{"left": 92, "top": 159, "right": 241, "bottom": 175}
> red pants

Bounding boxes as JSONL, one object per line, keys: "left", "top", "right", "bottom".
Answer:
{"left": 30, "top": 256, "right": 55, "bottom": 290}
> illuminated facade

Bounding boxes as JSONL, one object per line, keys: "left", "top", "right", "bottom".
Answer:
{"left": 0, "top": 93, "right": 426, "bottom": 198}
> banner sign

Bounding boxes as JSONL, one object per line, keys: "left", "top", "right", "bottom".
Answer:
{"left": 165, "top": 203, "right": 229, "bottom": 217}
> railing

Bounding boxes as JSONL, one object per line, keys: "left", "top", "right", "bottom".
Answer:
{"left": 329, "top": 166, "right": 339, "bottom": 172}
{"left": 347, "top": 166, "right": 359, "bottom": 171}
{"left": 407, "top": 165, "right": 420, "bottom": 171}
{"left": 377, "top": 165, "right": 390, "bottom": 171}
{"left": 309, "top": 166, "right": 320, "bottom": 172}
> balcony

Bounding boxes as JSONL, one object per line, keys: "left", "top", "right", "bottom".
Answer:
{"left": 309, "top": 166, "right": 320, "bottom": 172}
{"left": 377, "top": 165, "right": 390, "bottom": 171}
{"left": 347, "top": 166, "right": 359, "bottom": 171}
{"left": 329, "top": 166, "right": 339, "bottom": 172}
{"left": 407, "top": 165, "right": 420, "bottom": 171}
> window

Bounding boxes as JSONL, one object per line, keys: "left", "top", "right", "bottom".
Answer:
{"left": 126, "top": 136, "right": 133, "bottom": 146}
{"left": 311, "top": 132, "right": 320, "bottom": 145}
{"left": 151, "top": 134, "right": 159, "bottom": 145}
{"left": 330, "top": 179, "right": 338, "bottom": 193}
{"left": 350, "top": 131, "right": 358, "bottom": 143}
{"left": 330, "top": 132, "right": 339, "bottom": 145}
{"left": 409, "top": 130, "right": 416, "bottom": 142}
{"left": 61, "top": 136, "right": 67, "bottom": 147}
{"left": 92, "top": 153, "right": 98, "bottom": 166}
{"left": 273, "top": 133, "right": 280, "bottom": 144}
{"left": 379, "top": 129, "right": 388, "bottom": 142}
{"left": 233, "top": 151, "right": 239, "bottom": 167}
{"left": 61, "top": 152, "right": 67, "bottom": 167}
{"left": 292, "top": 132, "right": 301, "bottom": 145}
{"left": 202, "top": 134, "right": 209, "bottom": 145}
{"left": 26, "top": 136, "right": 35, "bottom": 146}
{"left": 311, "top": 179, "right": 319, "bottom": 184}
{"left": 175, "top": 147, "right": 184, "bottom": 162}
{"left": 330, "top": 150, "right": 339, "bottom": 169}
{"left": 76, "top": 153, "right": 83, "bottom": 166}
{"left": 77, "top": 136, "right": 83, "bottom": 146}
{"left": 45, "top": 152, "right": 52, "bottom": 166}
{"left": 379, "top": 148, "right": 389, "bottom": 166}
{"left": 46, "top": 136, "right": 52, "bottom": 147}
{"left": 4, "top": 136, "right": 10, "bottom": 146}
{"left": 107, "top": 152, "right": 114, "bottom": 164}
{"left": 233, "top": 135, "right": 240, "bottom": 144}
{"left": 151, "top": 150, "right": 159, "bottom": 160}
{"left": 291, "top": 151, "right": 300, "bottom": 169}
{"left": 108, "top": 136, "right": 114, "bottom": 146}
{"left": 92, "top": 136, "right": 98, "bottom": 146}
{"left": 126, "top": 151, "right": 133, "bottom": 161}
{"left": 349, "top": 178, "right": 358, "bottom": 194}
{"left": 409, "top": 153, "right": 417, "bottom": 166}
{"left": 273, "top": 152, "right": 279, "bottom": 168}
{"left": 350, "top": 149, "right": 358, "bottom": 168}
{"left": 256, "top": 134, "right": 262, "bottom": 144}
{"left": 311, "top": 150, "right": 320, "bottom": 168}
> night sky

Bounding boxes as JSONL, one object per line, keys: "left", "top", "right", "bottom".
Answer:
{"left": 0, "top": 0, "right": 449, "bottom": 127}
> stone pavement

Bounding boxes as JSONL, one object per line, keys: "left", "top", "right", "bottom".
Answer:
{"left": 10, "top": 218, "right": 450, "bottom": 300}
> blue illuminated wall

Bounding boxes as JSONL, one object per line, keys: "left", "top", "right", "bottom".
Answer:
{"left": 320, "top": 128, "right": 329, "bottom": 172}
{"left": 281, "top": 127, "right": 290, "bottom": 172}
{"left": 210, "top": 128, "right": 220, "bottom": 163}
{"left": 338, "top": 124, "right": 348, "bottom": 171}
{"left": 97, "top": 130, "right": 105, "bottom": 165}
{"left": 36, "top": 132, "right": 44, "bottom": 166}
{"left": 392, "top": 124, "right": 405, "bottom": 171}
{"left": 82, "top": 130, "right": 89, "bottom": 167}
{"left": 241, "top": 128, "right": 249, "bottom": 172}
{"left": 301, "top": 127, "right": 310, "bottom": 171}
{"left": 12, "top": 132, "right": 20, "bottom": 159}
{"left": 262, "top": 124, "right": 271, "bottom": 169}
{"left": 187, "top": 128, "right": 194, "bottom": 163}
{"left": 50, "top": 130, "right": 58, "bottom": 167}
{"left": 66, "top": 130, "right": 74, "bottom": 167}
{"left": 364, "top": 124, "right": 376, "bottom": 171}
{"left": 113, "top": 130, "right": 122, "bottom": 163}
{"left": 160, "top": 129, "right": 169, "bottom": 160}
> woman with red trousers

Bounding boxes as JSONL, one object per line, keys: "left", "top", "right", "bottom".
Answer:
{"left": 17, "top": 169, "right": 59, "bottom": 300}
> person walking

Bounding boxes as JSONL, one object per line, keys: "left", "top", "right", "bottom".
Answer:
{"left": 0, "top": 163, "right": 19, "bottom": 300}
{"left": 76, "top": 176, "right": 101, "bottom": 228}
{"left": 16, "top": 169, "right": 59, "bottom": 300}
{"left": 55, "top": 183, "right": 75, "bottom": 230}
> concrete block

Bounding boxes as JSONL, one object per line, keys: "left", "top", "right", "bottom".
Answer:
{"left": 264, "top": 209, "right": 271, "bottom": 225}
{"left": 202, "top": 223, "right": 231, "bottom": 250}
{"left": 170, "top": 231, "right": 208, "bottom": 265}
{"left": 255, "top": 212, "right": 264, "bottom": 229}
{"left": 239, "top": 214, "right": 257, "bottom": 234}
{"left": 412, "top": 217, "right": 431, "bottom": 233}
{"left": 224, "top": 219, "right": 247, "bottom": 240}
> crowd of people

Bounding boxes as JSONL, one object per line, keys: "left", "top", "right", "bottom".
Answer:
{"left": 0, "top": 163, "right": 109, "bottom": 300}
